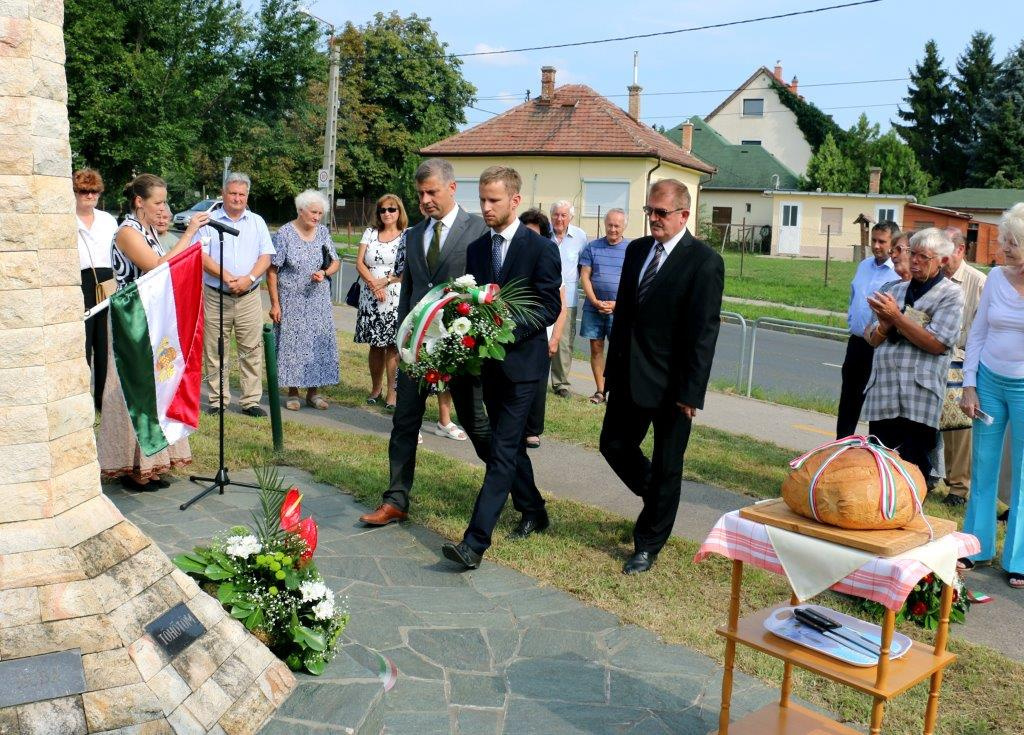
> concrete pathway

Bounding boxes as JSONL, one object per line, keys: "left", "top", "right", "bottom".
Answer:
{"left": 107, "top": 470, "right": 781, "bottom": 735}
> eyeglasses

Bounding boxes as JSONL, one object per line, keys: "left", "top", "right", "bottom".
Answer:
{"left": 908, "top": 250, "right": 935, "bottom": 261}
{"left": 378, "top": 207, "right": 399, "bottom": 214}
{"left": 75, "top": 189, "right": 101, "bottom": 195}
{"left": 642, "top": 205, "right": 686, "bottom": 219}
{"left": 889, "top": 246, "right": 905, "bottom": 256}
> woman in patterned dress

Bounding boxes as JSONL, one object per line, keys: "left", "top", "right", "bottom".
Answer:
{"left": 354, "top": 194, "right": 408, "bottom": 410}
{"left": 97, "top": 174, "right": 211, "bottom": 491}
{"left": 267, "top": 190, "right": 340, "bottom": 410}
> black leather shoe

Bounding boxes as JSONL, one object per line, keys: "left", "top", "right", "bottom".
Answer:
{"left": 242, "top": 405, "right": 268, "bottom": 417}
{"left": 509, "top": 513, "right": 550, "bottom": 540}
{"left": 442, "top": 542, "right": 482, "bottom": 569}
{"left": 942, "top": 494, "right": 967, "bottom": 507}
{"left": 623, "top": 551, "right": 657, "bottom": 575}
{"left": 206, "top": 405, "right": 222, "bottom": 416}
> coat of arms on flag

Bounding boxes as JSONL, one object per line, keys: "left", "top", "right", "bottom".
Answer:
{"left": 109, "top": 243, "right": 204, "bottom": 456}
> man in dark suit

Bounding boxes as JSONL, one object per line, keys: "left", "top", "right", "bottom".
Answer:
{"left": 600, "top": 179, "right": 724, "bottom": 575}
{"left": 360, "top": 158, "right": 490, "bottom": 526}
{"left": 442, "top": 166, "right": 563, "bottom": 569}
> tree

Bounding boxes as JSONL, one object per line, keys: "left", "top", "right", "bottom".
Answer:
{"left": 971, "top": 41, "right": 1024, "bottom": 188}
{"left": 804, "top": 133, "right": 857, "bottom": 192}
{"left": 334, "top": 12, "right": 476, "bottom": 213}
{"left": 894, "top": 40, "right": 951, "bottom": 185}
{"left": 868, "top": 132, "right": 931, "bottom": 200}
{"left": 946, "top": 31, "right": 997, "bottom": 190}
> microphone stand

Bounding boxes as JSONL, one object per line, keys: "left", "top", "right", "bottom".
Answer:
{"left": 181, "top": 223, "right": 259, "bottom": 510}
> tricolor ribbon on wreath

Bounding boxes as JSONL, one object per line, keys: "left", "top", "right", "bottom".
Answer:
{"left": 397, "top": 281, "right": 500, "bottom": 365}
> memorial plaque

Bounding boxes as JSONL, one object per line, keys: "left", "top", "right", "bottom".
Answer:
{"left": 145, "top": 603, "right": 207, "bottom": 658}
{"left": 0, "top": 649, "right": 86, "bottom": 708}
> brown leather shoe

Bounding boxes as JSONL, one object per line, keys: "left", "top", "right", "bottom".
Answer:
{"left": 359, "top": 503, "right": 408, "bottom": 526}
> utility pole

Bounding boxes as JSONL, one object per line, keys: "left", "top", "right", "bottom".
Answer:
{"left": 301, "top": 8, "right": 341, "bottom": 230}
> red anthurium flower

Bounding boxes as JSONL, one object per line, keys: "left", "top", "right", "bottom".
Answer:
{"left": 280, "top": 487, "right": 302, "bottom": 531}
{"left": 910, "top": 600, "right": 928, "bottom": 616}
{"left": 462, "top": 335, "right": 476, "bottom": 348}
{"left": 297, "top": 517, "right": 318, "bottom": 562}
{"left": 456, "top": 302, "right": 472, "bottom": 316}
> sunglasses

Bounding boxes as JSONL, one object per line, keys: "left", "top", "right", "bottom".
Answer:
{"left": 378, "top": 207, "right": 399, "bottom": 214}
{"left": 642, "top": 205, "right": 686, "bottom": 219}
{"left": 76, "top": 189, "right": 101, "bottom": 195}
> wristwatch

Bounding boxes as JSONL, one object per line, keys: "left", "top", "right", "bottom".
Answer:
{"left": 247, "top": 274, "right": 256, "bottom": 284}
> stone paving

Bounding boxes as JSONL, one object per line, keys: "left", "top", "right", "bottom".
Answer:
{"left": 105, "top": 469, "right": 786, "bottom": 734}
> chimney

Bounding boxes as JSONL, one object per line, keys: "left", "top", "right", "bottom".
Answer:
{"left": 868, "top": 167, "right": 882, "bottom": 194}
{"left": 627, "top": 84, "right": 642, "bottom": 120}
{"left": 773, "top": 60, "right": 783, "bottom": 81}
{"left": 681, "top": 121, "right": 693, "bottom": 154}
{"left": 788, "top": 75, "right": 799, "bottom": 95}
{"left": 540, "top": 66, "right": 556, "bottom": 102}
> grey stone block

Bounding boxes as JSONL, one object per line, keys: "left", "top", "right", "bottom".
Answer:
{"left": 454, "top": 707, "right": 501, "bottom": 735}
{"left": 405, "top": 629, "right": 491, "bottom": 672}
{"left": 505, "top": 659, "right": 606, "bottom": 704}
{"left": 449, "top": 672, "right": 506, "bottom": 709}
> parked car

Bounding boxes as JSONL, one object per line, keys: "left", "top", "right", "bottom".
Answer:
{"left": 172, "top": 198, "right": 222, "bottom": 231}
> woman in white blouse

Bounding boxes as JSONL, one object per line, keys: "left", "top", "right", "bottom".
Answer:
{"left": 959, "top": 203, "right": 1024, "bottom": 587}
{"left": 74, "top": 168, "right": 119, "bottom": 412}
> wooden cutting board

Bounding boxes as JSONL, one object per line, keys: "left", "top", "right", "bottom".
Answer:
{"left": 739, "top": 498, "right": 957, "bottom": 556}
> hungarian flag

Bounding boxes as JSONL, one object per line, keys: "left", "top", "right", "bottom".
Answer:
{"left": 109, "top": 243, "right": 204, "bottom": 456}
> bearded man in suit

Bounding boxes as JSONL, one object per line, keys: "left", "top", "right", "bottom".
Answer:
{"left": 442, "top": 166, "right": 563, "bottom": 569}
{"left": 360, "top": 158, "right": 490, "bottom": 526}
{"left": 600, "top": 179, "right": 724, "bottom": 575}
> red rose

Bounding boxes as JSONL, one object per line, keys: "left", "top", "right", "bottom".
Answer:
{"left": 441, "top": 373, "right": 451, "bottom": 382}
{"left": 456, "top": 302, "right": 472, "bottom": 316}
{"left": 953, "top": 588, "right": 959, "bottom": 602}
{"left": 924, "top": 573, "right": 935, "bottom": 584}
{"left": 462, "top": 336, "right": 476, "bottom": 348}
{"left": 910, "top": 600, "right": 928, "bottom": 616}
{"left": 493, "top": 315, "right": 503, "bottom": 326}
{"left": 425, "top": 369, "right": 440, "bottom": 383}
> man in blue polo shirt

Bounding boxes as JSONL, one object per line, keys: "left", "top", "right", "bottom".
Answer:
{"left": 579, "top": 208, "right": 629, "bottom": 403}
{"left": 836, "top": 220, "right": 899, "bottom": 438}
{"left": 199, "top": 172, "right": 275, "bottom": 417}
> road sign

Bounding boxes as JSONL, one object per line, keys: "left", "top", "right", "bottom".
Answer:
{"left": 336, "top": 198, "right": 346, "bottom": 207}
{"left": 317, "top": 168, "right": 330, "bottom": 187}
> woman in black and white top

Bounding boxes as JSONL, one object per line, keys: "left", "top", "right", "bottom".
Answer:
{"left": 75, "top": 168, "right": 119, "bottom": 412}
{"left": 97, "top": 174, "right": 209, "bottom": 492}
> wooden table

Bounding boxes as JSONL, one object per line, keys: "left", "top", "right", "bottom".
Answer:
{"left": 697, "top": 511, "right": 980, "bottom": 735}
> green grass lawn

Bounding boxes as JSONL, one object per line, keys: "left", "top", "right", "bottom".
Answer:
{"left": 722, "top": 252, "right": 856, "bottom": 313}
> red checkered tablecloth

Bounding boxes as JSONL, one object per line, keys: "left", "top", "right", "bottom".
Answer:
{"left": 694, "top": 510, "right": 981, "bottom": 611}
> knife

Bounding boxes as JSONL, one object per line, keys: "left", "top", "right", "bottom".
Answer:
{"left": 800, "top": 607, "right": 888, "bottom": 653}
{"left": 793, "top": 608, "right": 881, "bottom": 658}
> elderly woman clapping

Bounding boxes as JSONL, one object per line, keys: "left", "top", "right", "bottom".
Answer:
{"left": 958, "top": 203, "right": 1024, "bottom": 587}
{"left": 860, "top": 228, "right": 964, "bottom": 480}
{"left": 267, "top": 190, "right": 340, "bottom": 411}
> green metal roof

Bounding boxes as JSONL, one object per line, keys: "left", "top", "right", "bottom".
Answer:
{"left": 925, "top": 188, "right": 1024, "bottom": 211}
{"left": 663, "top": 116, "right": 801, "bottom": 191}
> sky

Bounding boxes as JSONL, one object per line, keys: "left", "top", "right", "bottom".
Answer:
{"left": 302, "top": 0, "right": 1024, "bottom": 133}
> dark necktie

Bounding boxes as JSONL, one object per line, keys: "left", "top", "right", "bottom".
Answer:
{"left": 491, "top": 233, "right": 504, "bottom": 278}
{"left": 426, "top": 220, "right": 442, "bottom": 273}
{"left": 637, "top": 241, "right": 665, "bottom": 303}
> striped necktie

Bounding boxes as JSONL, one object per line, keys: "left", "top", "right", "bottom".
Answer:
{"left": 491, "top": 233, "right": 504, "bottom": 278}
{"left": 637, "top": 241, "right": 665, "bottom": 303}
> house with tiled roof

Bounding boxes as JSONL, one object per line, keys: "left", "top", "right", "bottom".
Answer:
{"left": 664, "top": 116, "right": 799, "bottom": 250}
{"left": 925, "top": 188, "right": 1024, "bottom": 263}
{"left": 705, "top": 62, "right": 813, "bottom": 176}
{"left": 420, "top": 67, "right": 714, "bottom": 239}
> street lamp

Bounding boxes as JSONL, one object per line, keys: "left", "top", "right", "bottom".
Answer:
{"left": 300, "top": 7, "right": 341, "bottom": 230}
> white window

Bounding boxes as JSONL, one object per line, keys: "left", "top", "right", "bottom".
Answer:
{"left": 742, "top": 98, "right": 764, "bottom": 117}
{"left": 583, "top": 180, "right": 629, "bottom": 217}
{"left": 820, "top": 207, "right": 843, "bottom": 235}
{"left": 455, "top": 178, "right": 480, "bottom": 214}
{"left": 782, "top": 204, "right": 799, "bottom": 227}
{"left": 741, "top": 139, "right": 762, "bottom": 146}
{"left": 877, "top": 207, "right": 897, "bottom": 224}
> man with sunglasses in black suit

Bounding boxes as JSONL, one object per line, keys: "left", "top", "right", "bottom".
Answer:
{"left": 600, "top": 179, "right": 724, "bottom": 575}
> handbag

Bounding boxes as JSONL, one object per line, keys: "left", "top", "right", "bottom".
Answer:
{"left": 940, "top": 359, "right": 972, "bottom": 431}
{"left": 345, "top": 280, "right": 360, "bottom": 307}
{"left": 85, "top": 245, "right": 116, "bottom": 303}
{"left": 320, "top": 243, "right": 334, "bottom": 284}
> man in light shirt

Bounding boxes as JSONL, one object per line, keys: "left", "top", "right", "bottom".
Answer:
{"left": 549, "top": 200, "right": 588, "bottom": 398}
{"left": 199, "top": 172, "right": 275, "bottom": 417}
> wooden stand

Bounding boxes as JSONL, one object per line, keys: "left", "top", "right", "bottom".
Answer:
{"left": 713, "top": 559, "right": 956, "bottom": 735}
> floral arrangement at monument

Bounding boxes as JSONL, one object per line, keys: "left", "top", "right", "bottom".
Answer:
{"left": 173, "top": 467, "right": 347, "bottom": 674}
{"left": 859, "top": 572, "right": 972, "bottom": 630}
{"left": 396, "top": 274, "right": 538, "bottom": 390}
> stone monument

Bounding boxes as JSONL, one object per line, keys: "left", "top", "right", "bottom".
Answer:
{"left": 0, "top": 3, "right": 295, "bottom": 732}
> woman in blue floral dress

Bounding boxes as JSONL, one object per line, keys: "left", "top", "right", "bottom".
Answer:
{"left": 267, "top": 190, "right": 340, "bottom": 411}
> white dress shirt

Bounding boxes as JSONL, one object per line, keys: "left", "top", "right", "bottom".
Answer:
{"left": 421, "top": 205, "right": 461, "bottom": 258}
{"left": 489, "top": 219, "right": 520, "bottom": 269}
{"left": 637, "top": 228, "right": 687, "bottom": 284}
{"left": 77, "top": 209, "right": 119, "bottom": 270}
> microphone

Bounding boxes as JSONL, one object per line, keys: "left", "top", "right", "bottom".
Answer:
{"left": 205, "top": 218, "right": 239, "bottom": 237}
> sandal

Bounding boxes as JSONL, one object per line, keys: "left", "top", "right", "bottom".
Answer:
{"left": 525, "top": 436, "right": 541, "bottom": 449}
{"left": 957, "top": 557, "right": 975, "bottom": 571}
{"left": 306, "top": 395, "right": 328, "bottom": 410}
{"left": 435, "top": 422, "right": 468, "bottom": 441}
{"left": 1009, "top": 573, "right": 1024, "bottom": 589}
{"left": 286, "top": 397, "right": 301, "bottom": 411}
{"left": 589, "top": 391, "right": 605, "bottom": 404}
{"left": 366, "top": 392, "right": 382, "bottom": 405}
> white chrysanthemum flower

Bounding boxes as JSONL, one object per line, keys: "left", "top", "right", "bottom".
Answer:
{"left": 450, "top": 317, "right": 472, "bottom": 335}
{"left": 453, "top": 274, "right": 477, "bottom": 288}
{"left": 312, "top": 598, "right": 335, "bottom": 620}
{"left": 224, "top": 534, "right": 261, "bottom": 559}
{"left": 299, "top": 580, "right": 329, "bottom": 602}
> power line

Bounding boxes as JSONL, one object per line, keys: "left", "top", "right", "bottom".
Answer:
{"left": 640, "top": 102, "right": 901, "bottom": 121}
{"left": 452, "top": 0, "right": 882, "bottom": 58}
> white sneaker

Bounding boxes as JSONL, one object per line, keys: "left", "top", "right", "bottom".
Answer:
{"left": 417, "top": 432, "right": 423, "bottom": 445}
{"left": 435, "top": 422, "right": 468, "bottom": 441}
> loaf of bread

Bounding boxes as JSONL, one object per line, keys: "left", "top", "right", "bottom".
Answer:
{"left": 782, "top": 444, "right": 926, "bottom": 530}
